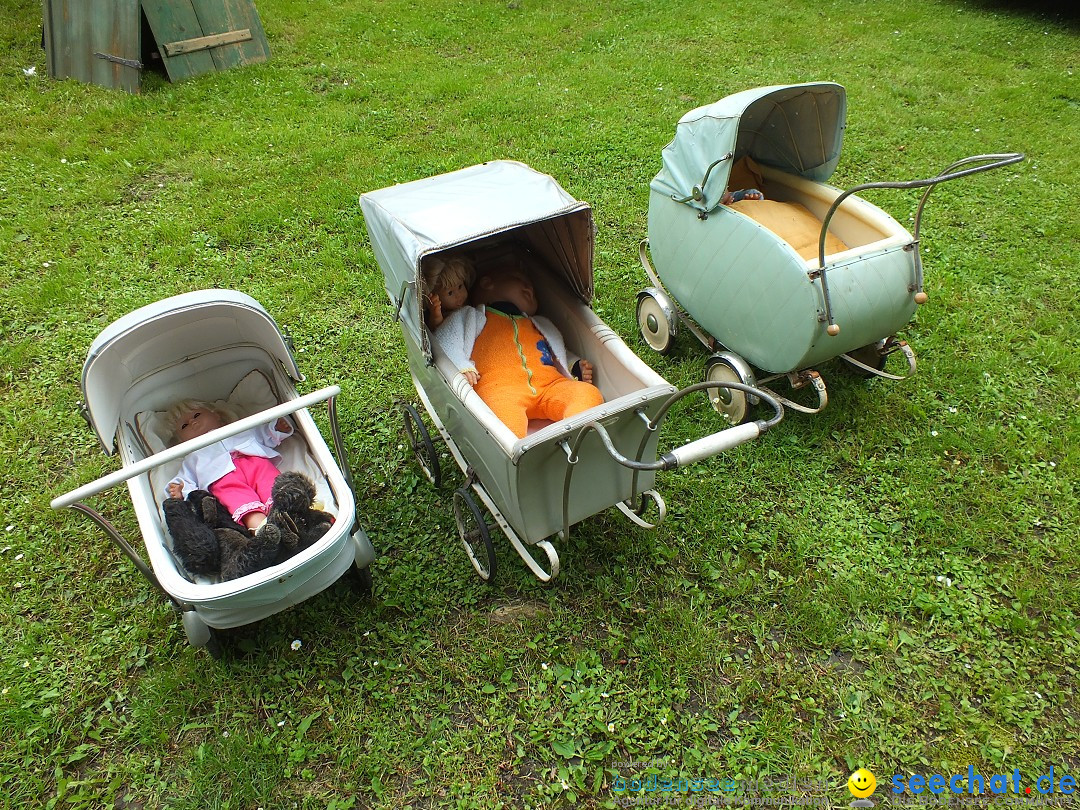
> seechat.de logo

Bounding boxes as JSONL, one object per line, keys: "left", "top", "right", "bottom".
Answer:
{"left": 848, "top": 768, "right": 877, "bottom": 807}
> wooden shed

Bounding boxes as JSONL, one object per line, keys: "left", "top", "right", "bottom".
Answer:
{"left": 42, "top": 0, "right": 270, "bottom": 93}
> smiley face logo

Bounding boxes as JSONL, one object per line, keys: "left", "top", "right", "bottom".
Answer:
{"left": 848, "top": 768, "right": 877, "bottom": 798}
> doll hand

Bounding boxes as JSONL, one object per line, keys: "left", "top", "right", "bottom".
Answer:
{"left": 427, "top": 294, "right": 444, "bottom": 327}
{"left": 463, "top": 370, "right": 480, "bottom": 387}
{"left": 167, "top": 482, "right": 183, "bottom": 499}
{"left": 578, "top": 360, "right": 594, "bottom": 384}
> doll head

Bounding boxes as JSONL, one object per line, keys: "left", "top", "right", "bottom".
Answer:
{"left": 166, "top": 399, "right": 237, "bottom": 444}
{"left": 471, "top": 263, "right": 538, "bottom": 316}
{"left": 422, "top": 254, "right": 475, "bottom": 316}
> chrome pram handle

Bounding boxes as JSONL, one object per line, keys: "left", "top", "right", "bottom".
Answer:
{"left": 558, "top": 382, "right": 783, "bottom": 544}
{"left": 51, "top": 386, "right": 341, "bottom": 510}
{"left": 815, "top": 152, "right": 1025, "bottom": 336}
{"left": 566, "top": 381, "right": 783, "bottom": 472}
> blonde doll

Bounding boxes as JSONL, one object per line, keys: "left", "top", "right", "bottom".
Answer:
{"left": 164, "top": 399, "right": 293, "bottom": 535}
{"left": 422, "top": 253, "right": 475, "bottom": 328}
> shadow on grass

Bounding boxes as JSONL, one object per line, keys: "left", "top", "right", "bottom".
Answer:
{"left": 951, "top": 0, "right": 1080, "bottom": 31}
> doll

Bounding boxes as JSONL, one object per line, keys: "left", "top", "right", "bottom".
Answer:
{"left": 721, "top": 188, "right": 764, "bottom": 204}
{"left": 422, "top": 253, "right": 475, "bottom": 329}
{"left": 163, "top": 399, "right": 293, "bottom": 535}
{"left": 434, "top": 261, "right": 604, "bottom": 438}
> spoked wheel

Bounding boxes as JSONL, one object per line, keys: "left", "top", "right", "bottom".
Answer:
{"left": 402, "top": 403, "right": 442, "bottom": 488}
{"left": 453, "top": 487, "right": 496, "bottom": 584}
{"left": 840, "top": 339, "right": 889, "bottom": 377}
{"left": 704, "top": 353, "right": 757, "bottom": 425}
{"left": 636, "top": 289, "right": 677, "bottom": 355}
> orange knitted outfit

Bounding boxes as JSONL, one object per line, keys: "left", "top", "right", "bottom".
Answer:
{"left": 472, "top": 308, "right": 604, "bottom": 438}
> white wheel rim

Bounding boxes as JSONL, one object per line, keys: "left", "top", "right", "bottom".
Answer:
{"left": 637, "top": 295, "right": 673, "bottom": 353}
{"left": 706, "top": 361, "right": 748, "bottom": 424}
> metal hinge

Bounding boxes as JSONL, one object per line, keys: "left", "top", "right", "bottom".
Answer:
{"left": 94, "top": 52, "right": 143, "bottom": 70}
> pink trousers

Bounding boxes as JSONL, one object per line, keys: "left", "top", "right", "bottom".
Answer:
{"left": 208, "top": 453, "right": 281, "bottom": 523}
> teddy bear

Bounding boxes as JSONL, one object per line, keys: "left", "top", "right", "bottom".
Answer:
{"left": 163, "top": 490, "right": 285, "bottom": 582}
{"left": 163, "top": 473, "right": 333, "bottom": 581}
{"left": 266, "top": 471, "right": 335, "bottom": 563}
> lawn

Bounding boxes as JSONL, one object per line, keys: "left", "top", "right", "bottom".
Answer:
{"left": 1, "top": 0, "right": 1077, "bottom": 807}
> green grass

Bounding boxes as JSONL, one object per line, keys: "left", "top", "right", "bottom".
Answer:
{"left": 2, "top": 0, "right": 1078, "bottom": 807}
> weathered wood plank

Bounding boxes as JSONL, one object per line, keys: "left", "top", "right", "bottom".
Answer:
{"left": 141, "top": 0, "right": 216, "bottom": 82}
{"left": 42, "top": 0, "right": 141, "bottom": 92}
{"left": 163, "top": 28, "right": 252, "bottom": 57}
{"left": 191, "top": 0, "right": 270, "bottom": 71}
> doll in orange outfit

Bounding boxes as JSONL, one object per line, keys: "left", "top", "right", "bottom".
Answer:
{"left": 433, "top": 261, "right": 604, "bottom": 438}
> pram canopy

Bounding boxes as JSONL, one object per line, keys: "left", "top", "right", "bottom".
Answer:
{"left": 82, "top": 290, "right": 303, "bottom": 454}
{"left": 650, "top": 82, "right": 846, "bottom": 214}
{"left": 361, "top": 160, "right": 596, "bottom": 358}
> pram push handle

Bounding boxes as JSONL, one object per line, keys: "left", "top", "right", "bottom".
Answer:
{"left": 51, "top": 386, "right": 341, "bottom": 510}
{"left": 568, "top": 381, "right": 783, "bottom": 472}
{"left": 815, "top": 152, "right": 1025, "bottom": 335}
{"left": 559, "top": 382, "right": 782, "bottom": 544}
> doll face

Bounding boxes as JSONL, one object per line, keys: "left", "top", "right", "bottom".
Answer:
{"left": 435, "top": 278, "right": 469, "bottom": 312}
{"left": 473, "top": 268, "right": 538, "bottom": 315}
{"left": 174, "top": 408, "right": 225, "bottom": 442}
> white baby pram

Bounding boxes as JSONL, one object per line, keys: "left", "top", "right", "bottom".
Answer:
{"left": 51, "top": 290, "right": 376, "bottom": 657}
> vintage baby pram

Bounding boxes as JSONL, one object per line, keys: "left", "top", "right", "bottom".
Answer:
{"left": 360, "top": 160, "right": 783, "bottom": 584}
{"left": 637, "top": 82, "right": 1023, "bottom": 423}
{"left": 51, "top": 290, "right": 377, "bottom": 657}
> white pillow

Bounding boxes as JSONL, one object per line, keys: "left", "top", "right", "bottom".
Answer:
{"left": 136, "top": 370, "right": 279, "bottom": 455}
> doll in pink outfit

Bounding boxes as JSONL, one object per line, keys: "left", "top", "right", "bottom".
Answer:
{"left": 164, "top": 399, "right": 293, "bottom": 535}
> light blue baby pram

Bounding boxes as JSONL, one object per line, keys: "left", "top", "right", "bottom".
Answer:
{"left": 638, "top": 82, "right": 1023, "bottom": 422}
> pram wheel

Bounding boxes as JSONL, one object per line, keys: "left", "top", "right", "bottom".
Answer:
{"left": 181, "top": 608, "right": 226, "bottom": 659}
{"left": 453, "top": 487, "right": 496, "bottom": 584}
{"left": 402, "top": 403, "right": 442, "bottom": 488}
{"left": 704, "top": 353, "right": 756, "bottom": 425}
{"left": 347, "top": 563, "right": 374, "bottom": 596}
{"left": 636, "top": 289, "right": 677, "bottom": 355}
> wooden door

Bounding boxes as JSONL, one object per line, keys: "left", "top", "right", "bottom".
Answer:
{"left": 141, "top": 0, "right": 270, "bottom": 82}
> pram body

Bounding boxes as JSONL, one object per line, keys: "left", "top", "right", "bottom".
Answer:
{"left": 361, "top": 160, "right": 782, "bottom": 584}
{"left": 51, "top": 290, "right": 376, "bottom": 656}
{"left": 638, "top": 82, "right": 1023, "bottom": 421}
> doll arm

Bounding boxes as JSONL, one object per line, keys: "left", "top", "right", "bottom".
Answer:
{"left": 426, "top": 293, "right": 444, "bottom": 328}
{"left": 435, "top": 307, "right": 482, "bottom": 378}
{"left": 256, "top": 416, "right": 294, "bottom": 448}
{"left": 531, "top": 315, "right": 581, "bottom": 377}
{"left": 165, "top": 463, "right": 198, "bottom": 501}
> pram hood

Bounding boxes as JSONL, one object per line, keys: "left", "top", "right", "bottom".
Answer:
{"left": 82, "top": 290, "right": 303, "bottom": 454}
{"left": 360, "top": 160, "right": 595, "bottom": 358}
{"left": 651, "top": 82, "right": 846, "bottom": 213}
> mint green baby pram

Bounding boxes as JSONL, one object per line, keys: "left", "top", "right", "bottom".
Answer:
{"left": 638, "top": 82, "right": 1023, "bottom": 422}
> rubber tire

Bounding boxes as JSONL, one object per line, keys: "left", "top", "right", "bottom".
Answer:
{"left": 637, "top": 292, "right": 675, "bottom": 355}
{"left": 402, "top": 403, "right": 442, "bottom": 488}
{"left": 453, "top": 488, "right": 497, "bottom": 584}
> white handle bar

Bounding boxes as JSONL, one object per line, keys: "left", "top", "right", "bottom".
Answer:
{"left": 664, "top": 421, "right": 762, "bottom": 467}
{"left": 51, "top": 385, "right": 340, "bottom": 510}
